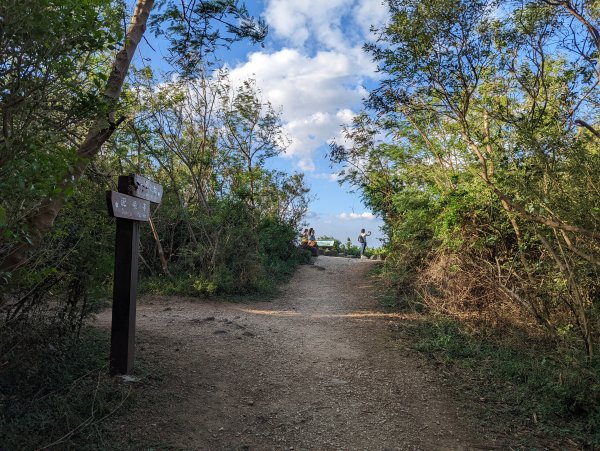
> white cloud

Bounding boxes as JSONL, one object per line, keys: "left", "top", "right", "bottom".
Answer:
{"left": 264, "top": 0, "right": 353, "bottom": 50}
{"left": 311, "top": 172, "right": 341, "bottom": 182}
{"left": 228, "top": 49, "right": 370, "bottom": 121}
{"left": 353, "top": 0, "right": 389, "bottom": 39}
{"left": 224, "top": 1, "right": 389, "bottom": 171}
{"left": 297, "top": 158, "right": 316, "bottom": 172}
{"left": 227, "top": 49, "right": 369, "bottom": 169}
{"left": 337, "top": 212, "right": 376, "bottom": 221}
{"left": 264, "top": 0, "right": 389, "bottom": 51}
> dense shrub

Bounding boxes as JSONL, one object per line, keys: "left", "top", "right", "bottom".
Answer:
{"left": 0, "top": 2, "right": 298, "bottom": 448}
{"left": 334, "top": 0, "right": 600, "bottom": 358}
{"left": 0, "top": 327, "right": 129, "bottom": 450}
{"left": 333, "top": 0, "right": 600, "bottom": 442}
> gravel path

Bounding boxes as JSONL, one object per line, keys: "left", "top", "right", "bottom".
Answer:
{"left": 96, "top": 256, "right": 498, "bottom": 450}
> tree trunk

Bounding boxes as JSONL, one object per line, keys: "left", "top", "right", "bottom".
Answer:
{"left": 149, "top": 217, "right": 170, "bottom": 275}
{"left": 1, "top": 0, "right": 154, "bottom": 272}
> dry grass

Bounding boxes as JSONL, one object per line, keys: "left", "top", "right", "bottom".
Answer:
{"left": 413, "top": 252, "right": 550, "bottom": 345}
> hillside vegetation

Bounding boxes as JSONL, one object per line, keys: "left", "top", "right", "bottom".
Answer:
{"left": 331, "top": 0, "right": 600, "bottom": 443}
{"left": 0, "top": 1, "right": 308, "bottom": 447}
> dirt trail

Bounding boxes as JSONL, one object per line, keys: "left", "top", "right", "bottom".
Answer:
{"left": 97, "top": 257, "right": 498, "bottom": 450}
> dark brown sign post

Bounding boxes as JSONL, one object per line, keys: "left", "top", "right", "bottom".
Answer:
{"left": 106, "top": 174, "right": 162, "bottom": 375}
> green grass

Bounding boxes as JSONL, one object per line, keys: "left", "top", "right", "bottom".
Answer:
{"left": 140, "top": 247, "right": 311, "bottom": 299}
{"left": 140, "top": 268, "right": 295, "bottom": 299}
{"left": 0, "top": 327, "right": 132, "bottom": 450}
{"left": 409, "top": 317, "right": 600, "bottom": 447}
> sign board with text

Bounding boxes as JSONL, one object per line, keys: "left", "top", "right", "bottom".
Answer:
{"left": 316, "top": 240, "right": 335, "bottom": 247}
{"left": 128, "top": 174, "right": 163, "bottom": 204}
{"left": 106, "top": 191, "right": 151, "bottom": 222}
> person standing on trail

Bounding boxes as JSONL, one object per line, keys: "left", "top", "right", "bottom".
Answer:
{"left": 358, "top": 228, "right": 371, "bottom": 258}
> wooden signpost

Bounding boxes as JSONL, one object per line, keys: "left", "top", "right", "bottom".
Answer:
{"left": 106, "top": 174, "right": 162, "bottom": 375}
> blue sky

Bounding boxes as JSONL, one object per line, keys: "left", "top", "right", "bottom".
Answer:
{"left": 136, "top": 0, "right": 389, "bottom": 246}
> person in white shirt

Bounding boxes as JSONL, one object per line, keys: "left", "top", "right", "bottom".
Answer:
{"left": 358, "top": 229, "right": 371, "bottom": 257}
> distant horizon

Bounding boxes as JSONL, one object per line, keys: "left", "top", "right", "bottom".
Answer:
{"left": 301, "top": 222, "right": 385, "bottom": 249}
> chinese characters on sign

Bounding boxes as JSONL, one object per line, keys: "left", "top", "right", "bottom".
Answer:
{"left": 129, "top": 174, "right": 164, "bottom": 204}
{"left": 106, "top": 191, "right": 151, "bottom": 222}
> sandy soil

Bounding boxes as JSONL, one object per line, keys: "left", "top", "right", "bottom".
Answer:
{"left": 96, "top": 256, "right": 501, "bottom": 450}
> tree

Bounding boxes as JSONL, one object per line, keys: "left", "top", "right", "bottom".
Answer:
{"left": 220, "top": 78, "right": 289, "bottom": 208}
{"left": 0, "top": 0, "right": 268, "bottom": 272}
{"left": 113, "top": 67, "right": 308, "bottom": 286}
{"left": 334, "top": 0, "right": 600, "bottom": 356}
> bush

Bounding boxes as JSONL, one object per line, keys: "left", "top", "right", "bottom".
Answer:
{"left": 259, "top": 217, "right": 302, "bottom": 274}
{"left": 0, "top": 327, "right": 130, "bottom": 450}
{"left": 141, "top": 209, "right": 307, "bottom": 297}
{"left": 343, "top": 238, "right": 363, "bottom": 256}
{"left": 413, "top": 317, "right": 600, "bottom": 446}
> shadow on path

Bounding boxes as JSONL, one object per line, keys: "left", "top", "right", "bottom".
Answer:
{"left": 96, "top": 256, "right": 498, "bottom": 450}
